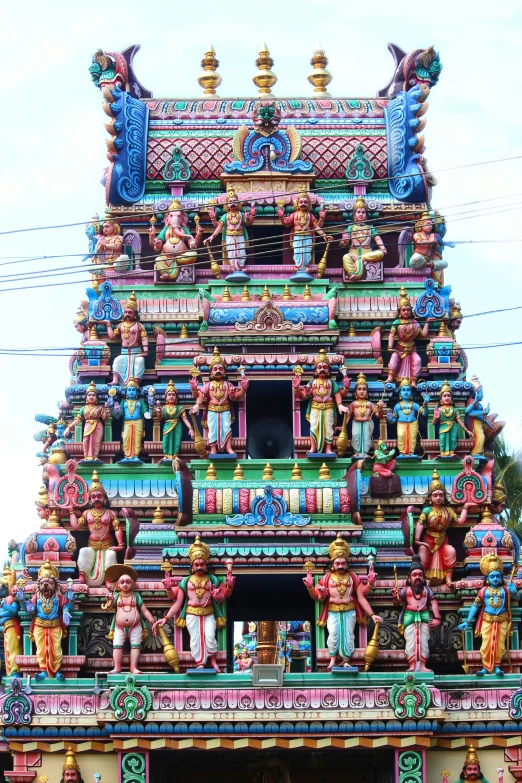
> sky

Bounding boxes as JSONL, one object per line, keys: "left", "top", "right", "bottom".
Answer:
{"left": 0, "top": 0, "right": 521, "bottom": 562}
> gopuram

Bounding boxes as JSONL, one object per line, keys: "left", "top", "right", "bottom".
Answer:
{"left": 1, "top": 42, "right": 519, "bottom": 783}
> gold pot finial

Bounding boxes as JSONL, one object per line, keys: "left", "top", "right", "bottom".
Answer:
{"left": 197, "top": 43, "right": 222, "bottom": 96}
{"left": 307, "top": 42, "right": 332, "bottom": 97}
{"left": 253, "top": 43, "right": 277, "bottom": 96}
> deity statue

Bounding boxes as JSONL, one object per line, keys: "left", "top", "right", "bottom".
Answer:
{"left": 113, "top": 380, "right": 148, "bottom": 463}
{"left": 236, "top": 647, "right": 253, "bottom": 673}
{"left": 343, "top": 372, "right": 384, "bottom": 457}
{"left": 433, "top": 380, "right": 473, "bottom": 457}
{"left": 448, "top": 301, "right": 463, "bottom": 340}
{"left": 392, "top": 555, "right": 441, "bottom": 672}
{"left": 411, "top": 469, "right": 471, "bottom": 586}
{"left": 277, "top": 187, "right": 333, "bottom": 280}
{"left": 0, "top": 568, "right": 23, "bottom": 677}
{"left": 96, "top": 217, "right": 123, "bottom": 267}
{"left": 303, "top": 535, "right": 381, "bottom": 671}
{"left": 35, "top": 485, "right": 50, "bottom": 528}
{"left": 453, "top": 745, "right": 488, "bottom": 783}
{"left": 60, "top": 747, "right": 84, "bottom": 783}
{"left": 105, "top": 564, "right": 156, "bottom": 675}
{"left": 149, "top": 199, "right": 201, "bottom": 280}
{"left": 154, "top": 379, "right": 194, "bottom": 460}
{"left": 372, "top": 440, "right": 396, "bottom": 478}
{"left": 386, "top": 287, "right": 430, "bottom": 386}
{"left": 465, "top": 375, "right": 493, "bottom": 456}
{"left": 82, "top": 214, "right": 101, "bottom": 263}
{"left": 153, "top": 536, "right": 235, "bottom": 672}
{"left": 63, "top": 381, "right": 110, "bottom": 463}
{"left": 409, "top": 211, "right": 448, "bottom": 277}
{"left": 387, "top": 381, "right": 429, "bottom": 457}
{"left": 26, "top": 560, "right": 74, "bottom": 681}
{"left": 339, "top": 197, "right": 387, "bottom": 281}
{"left": 458, "top": 554, "right": 521, "bottom": 676}
{"left": 292, "top": 349, "right": 350, "bottom": 455}
{"left": 105, "top": 291, "right": 149, "bottom": 387}
{"left": 69, "top": 471, "right": 124, "bottom": 586}
{"left": 190, "top": 347, "right": 248, "bottom": 456}
{"left": 205, "top": 187, "right": 256, "bottom": 279}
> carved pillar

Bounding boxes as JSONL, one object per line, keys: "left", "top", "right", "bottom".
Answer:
{"left": 4, "top": 751, "right": 41, "bottom": 782}
{"left": 395, "top": 748, "right": 426, "bottom": 783}
{"left": 67, "top": 610, "right": 83, "bottom": 655}
{"left": 119, "top": 751, "right": 149, "bottom": 783}
{"left": 256, "top": 620, "right": 279, "bottom": 664}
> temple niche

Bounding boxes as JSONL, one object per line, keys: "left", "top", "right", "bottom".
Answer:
{"left": 3, "top": 40, "right": 516, "bottom": 783}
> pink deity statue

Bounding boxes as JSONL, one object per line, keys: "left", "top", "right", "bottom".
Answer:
{"left": 343, "top": 372, "right": 385, "bottom": 457}
{"left": 149, "top": 199, "right": 202, "bottom": 280}
{"left": 386, "top": 287, "right": 430, "bottom": 387}
{"left": 205, "top": 187, "right": 256, "bottom": 273}
{"left": 105, "top": 564, "right": 155, "bottom": 675}
{"left": 104, "top": 291, "right": 149, "bottom": 386}
{"left": 96, "top": 217, "right": 123, "bottom": 266}
{"left": 236, "top": 647, "right": 253, "bottom": 672}
{"left": 277, "top": 187, "right": 332, "bottom": 277}
{"left": 64, "top": 381, "right": 110, "bottom": 462}
{"left": 409, "top": 212, "right": 447, "bottom": 277}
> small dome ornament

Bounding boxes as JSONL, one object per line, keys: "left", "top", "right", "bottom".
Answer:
{"left": 253, "top": 43, "right": 277, "bottom": 97}
{"left": 197, "top": 43, "right": 222, "bottom": 96}
{"left": 307, "top": 43, "right": 332, "bottom": 97}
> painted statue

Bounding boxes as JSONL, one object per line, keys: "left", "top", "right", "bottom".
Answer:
{"left": 82, "top": 214, "right": 101, "bottom": 264}
{"left": 149, "top": 199, "right": 200, "bottom": 280}
{"left": 411, "top": 469, "right": 471, "bottom": 586}
{"left": 26, "top": 560, "right": 74, "bottom": 681}
{"left": 60, "top": 747, "right": 84, "bottom": 783}
{"left": 409, "top": 211, "right": 448, "bottom": 277}
{"left": 105, "top": 564, "right": 155, "bottom": 675}
{"left": 392, "top": 555, "right": 441, "bottom": 672}
{"left": 433, "top": 380, "right": 473, "bottom": 457}
{"left": 236, "top": 647, "right": 253, "bottom": 672}
{"left": 153, "top": 536, "right": 235, "bottom": 672}
{"left": 458, "top": 554, "right": 521, "bottom": 676}
{"left": 69, "top": 471, "right": 124, "bottom": 586}
{"left": 190, "top": 347, "right": 248, "bottom": 456}
{"left": 453, "top": 745, "right": 488, "bottom": 783}
{"left": 465, "top": 375, "right": 493, "bottom": 456}
{"left": 277, "top": 187, "right": 333, "bottom": 278}
{"left": 303, "top": 535, "right": 381, "bottom": 670}
{"left": 387, "top": 381, "right": 429, "bottom": 457}
{"left": 205, "top": 187, "right": 256, "bottom": 275}
{"left": 0, "top": 568, "right": 23, "bottom": 676}
{"left": 372, "top": 440, "right": 396, "bottom": 478}
{"left": 292, "top": 349, "right": 350, "bottom": 455}
{"left": 105, "top": 291, "right": 149, "bottom": 386}
{"left": 343, "top": 372, "right": 384, "bottom": 457}
{"left": 113, "top": 380, "right": 148, "bottom": 463}
{"left": 96, "top": 217, "right": 123, "bottom": 266}
{"left": 63, "top": 381, "right": 110, "bottom": 462}
{"left": 35, "top": 484, "right": 50, "bottom": 528}
{"left": 339, "top": 196, "right": 386, "bottom": 281}
{"left": 386, "top": 287, "right": 430, "bottom": 386}
{"left": 154, "top": 379, "right": 194, "bottom": 460}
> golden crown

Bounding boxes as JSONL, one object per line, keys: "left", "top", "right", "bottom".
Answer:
{"left": 415, "top": 210, "right": 432, "bottom": 230}
{"left": 35, "top": 485, "right": 49, "bottom": 508}
{"left": 314, "top": 348, "right": 331, "bottom": 366}
{"left": 188, "top": 535, "right": 210, "bottom": 563}
{"left": 398, "top": 286, "right": 411, "bottom": 310}
{"left": 209, "top": 346, "right": 225, "bottom": 368}
{"left": 355, "top": 372, "right": 368, "bottom": 387}
{"left": 126, "top": 291, "right": 138, "bottom": 312}
{"left": 439, "top": 380, "right": 452, "bottom": 396}
{"left": 86, "top": 380, "right": 98, "bottom": 395}
{"left": 165, "top": 379, "right": 177, "bottom": 397}
{"left": 428, "top": 469, "right": 444, "bottom": 495}
{"left": 38, "top": 560, "right": 59, "bottom": 581}
{"left": 63, "top": 746, "right": 81, "bottom": 772}
{"left": 328, "top": 534, "right": 351, "bottom": 562}
{"left": 167, "top": 198, "right": 182, "bottom": 211}
{"left": 464, "top": 744, "right": 479, "bottom": 766}
{"left": 471, "top": 374, "right": 482, "bottom": 392}
{"left": 399, "top": 378, "right": 412, "bottom": 388}
{"left": 493, "top": 479, "right": 507, "bottom": 506}
{"left": 353, "top": 196, "right": 368, "bottom": 211}
{"left": 293, "top": 185, "right": 311, "bottom": 210}
{"left": 89, "top": 469, "right": 106, "bottom": 497}
{"left": 450, "top": 302, "right": 462, "bottom": 319}
{"left": 480, "top": 553, "right": 504, "bottom": 576}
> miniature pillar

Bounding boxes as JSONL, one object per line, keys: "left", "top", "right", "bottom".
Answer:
{"left": 256, "top": 620, "right": 279, "bottom": 664}
{"left": 395, "top": 748, "right": 426, "bottom": 783}
{"left": 119, "top": 750, "right": 149, "bottom": 783}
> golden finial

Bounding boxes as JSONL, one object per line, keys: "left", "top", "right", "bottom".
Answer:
{"left": 319, "top": 462, "right": 331, "bottom": 480}
{"left": 480, "top": 507, "right": 493, "bottom": 523}
{"left": 48, "top": 509, "right": 61, "bottom": 529}
{"left": 282, "top": 285, "right": 292, "bottom": 301}
{"left": 206, "top": 463, "right": 217, "bottom": 480}
{"left": 233, "top": 463, "right": 245, "bottom": 480}
{"left": 197, "top": 43, "right": 222, "bottom": 96}
{"left": 348, "top": 322, "right": 356, "bottom": 337}
{"left": 261, "top": 285, "right": 271, "bottom": 301}
{"left": 373, "top": 504, "right": 385, "bottom": 523}
{"left": 262, "top": 462, "right": 274, "bottom": 480}
{"left": 222, "top": 286, "right": 231, "bottom": 302}
{"left": 153, "top": 505, "right": 165, "bottom": 524}
{"left": 303, "top": 285, "right": 312, "bottom": 300}
{"left": 253, "top": 42, "right": 277, "bottom": 96}
{"left": 241, "top": 286, "right": 251, "bottom": 301}
{"left": 291, "top": 463, "right": 302, "bottom": 480}
{"left": 88, "top": 323, "right": 99, "bottom": 340}
{"left": 438, "top": 322, "right": 448, "bottom": 337}
{"left": 307, "top": 42, "right": 332, "bottom": 97}
{"left": 179, "top": 323, "right": 189, "bottom": 339}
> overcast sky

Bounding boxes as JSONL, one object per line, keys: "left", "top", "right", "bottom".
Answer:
{"left": 1, "top": 0, "right": 521, "bottom": 562}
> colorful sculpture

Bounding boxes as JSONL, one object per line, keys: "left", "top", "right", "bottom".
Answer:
{"left": 69, "top": 471, "right": 124, "bottom": 586}
{"left": 105, "top": 291, "right": 148, "bottom": 386}
{"left": 372, "top": 440, "right": 397, "bottom": 478}
{"left": 454, "top": 745, "right": 488, "bottom": 782}
{"left": 236, "top": 647, "right": 253, "bottom": 672}
{"left": 339, "top": 197, "right": 386, "bottom": 281}
{"left": 63, "top": 381, "right": 110, "bottom": 462}
{"left": 113, "top": 380, "right": 148, "bottom": 463}
{"left": 149, "top": 199, "right": 200, "bottom": 280}
{"left": 387, "top": 381, "right": 429, "bottom": 457}
{"left": 458, "top": 554, "right": 520, "bottom": 676}
{"left": 343, "top": 372, "right": 384, "bottom": 457}
{"left": 61, "top": 747, "right": 84, "bottom": 783}
{"left": 386, "top": 287, "right": 430, "bottom": 386}
{"left": 26, "top": 561, "right": 73, "bottom": 681}
{"left": 434, "top": 380, "right": 473, "bottom": 457}
{"left": 153, "top": 536, "right": 235, "bottom": 672}
{"left": 190, "top": 348, "right": 248, "bottom": 456}
{"left": 96, "top": 217, "right": 123, "bottom": 267}
{"left": 205, "top": 187, "right": 256, "bottom": 280}
{"left": 35, "top": 485, "right": 50, "bottom": 528}
{"left": 154, "top": 380, "right": 194, "bottom": 459}
{"left": 277, "top": 187, "right": 333, "bottom": 280}
{"left": 409, "top": 211, "right": 448, "bottom": 276}
{"left": 303, "top": 535, "right": 381, "bottom": 670}
{"left": 392, "top": 555, "right": 441, "bottom": 672}
{"left": 105, "top": 564, "right": 155, "bottom": 675}
{"left": 465, "top": 375, "right": 493, "bottom": 456}
{"left": 292, "top": 350, "right": 350, "bottom": 455}
{"left": 0, "top": 568, "right": 23, "bottom": 677}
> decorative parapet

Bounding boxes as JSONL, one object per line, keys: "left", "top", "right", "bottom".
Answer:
{"left": 390, "top": 673, "right": 432, "bottom": 719}
{"left": 0, "top": 678, "right": 33, "bottom": 726}
{"left": 109, "top": 675, "right": 152, "bottom": 721}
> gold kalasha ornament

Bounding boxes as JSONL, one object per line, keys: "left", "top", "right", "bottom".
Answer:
{"left": 188, "top": 535, "right": 210, "bottom": 564}
{"left": 206, "top": 463, "right": 217, "bottom": 480}
{"left": 319, "top": 462, "right": 330, "bottom": 480}
{"left": 153, "top": 505, "right": 165, "bottom": 524}
{"left": 253, "top": 43, "right": 277, "bottom": 96}
{"left": 291, "top": 463, "right": 302, "bottom": 480}
{"left": 307, "top": 42, "right": 332, "bottom": 97}
{"left": 233, "top": 463, "right": 245, "bottom": 480}
{"left": 262, "top": 462, "right": 274, "bottom": 480}
{"left": 197, "top": 43, "right": 222, "bottom": 96}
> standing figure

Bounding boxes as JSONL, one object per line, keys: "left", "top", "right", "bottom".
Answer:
{"left": 105, "top": 564, "right": 155, "bottom": 675}
{"left": 105, "top": 291, "right": 149, "bottom": 387}
{"left": 292, "top": 350, "right": 350, "bottom": 455}
{"left": 303, "top": 535, "right": 381, "bottom": 670}
{"left": 409, "top": 212, "right": 448, "bottom": 276}
{"left": 96, "top": 217, "right": 123, "bottom": 267}
{"left": 454, "top": 745, "right": 488, "bottom": 783}
{"left": 344, "top": 372, "right": 384, "bottom": 457}
{"left": 387, "top": 381, "right": 429, "bottom": 457}
{"left": 63, "top": 381, "right": 110, "bottom": 462}
{"left": 392, "top": 555, "right": 441, "bottom": 672}
{"left": 458, "top": 554, "right": 520, "bottom": 676}
{"left": 153, "top": 536, "right": 235, "bottom": 672}
{"left": 35, "top": 485, "right": 50, "bottom": 528}
{"left": 155, "top": 380, "right": 194, "bottom": 460}
{"left": 0, "top": 568, "right": 23, "bottom": 676}
{"left": 387, "top": 287, "right": 430, "bottom": 386}
{"left": 412, "top": 470, "right": 470, "bottom": 586}
{"left": 190, "top": 347, "right": 248, "bottom": 456}
{"left": 278, "top": 187, "right": 333, "bottom": 279}
{"left": 433, "top": 381, "right": 473, "bottom": 457}
{"left": 236, "top": 647, "right": 253, "bottom": 672}
{"left": 60, "top": 747, "right": 84, "bottom": 783}
{"left": 465, "top": 375, "right": 493, "bottom": 456}
{"left": 149, "top": 199, "right": 200, "bottom": 281}
{"left": 339, "top": 197, "right": 387, "bottom": 281}
{"left": 69, "top": 471, "right": 124, "bottom": 586}
{"left": 113, "top": 380, "right": 148, "bottom": 463}
{"left": 26, "top": 561, "right": 73, "bottom": 681}
{"left": 205, "top": 187, "right": 256, "bottom": 277}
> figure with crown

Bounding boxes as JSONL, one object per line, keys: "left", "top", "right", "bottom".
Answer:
{"left": 387, "top": 380, "right": 429, "bottom": 457}
{"left": 190, "top": 347, "right": 248, "bottom": 457}
{"left": 154, "top": 379, "right": 194, "bottom": 460}
{"left": 339, "top": 196, "right": 387, "bottom": 281}
{"left": 63, "top": 381, "right": 111, "bottom": 463}
{"left": 452, "top": 745, "right": 488, "bottom": 783}
{"left": 0, "top": 568, "right": 24, "bottom": 676}
{"left": 292, "top": 349, "right": 350, "bottom": 456}
{"left": 153, "top": 536, "right": 235, "bottom": 672}
{"left": 387, "top": 287, "right": 430, "bottom": 387}
{"left": 96, "top": 215, "right": 123, "bottom": 268}
{"left": 343, "top": 371, "right": 384, "bottom": 457}
{"left": 277, "top": 187, "right": 333, "bottom": 281}
{"left": 25, "top": 560, "right": 74, "bottom": 681}
{"left": 458, "top": 553, "right": 521, "bottom": 676}
{"left": 149, "top": 199, "right": 201, "bottom": 281}
{"left": 113, "top": 380, "right": 148, "bottom": 463}
{"left": 205, "top": 187, "right": 256, "bottom": 282}
{"left": 465, "top": 375, "right": 494, "bottom": 456}
{"left": 104, "top": 291, "right": 148, "bottom": 387}
{"left": 35, "top": 484, "right": 50, "bottom": 528}
{"left": 434, "top": 381, "right": 473, "bottom": 457}
{"left": 303, "top": 535, "right": 381, "bottom": 670}
{"left": 409, "top": 211, "right": 448, "bottom": 278}
{"left": 60, "top": 747, "right": 84, "bottom": 783}
{"left": 69, "top": 471, "right": 124, "bottom": 586}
